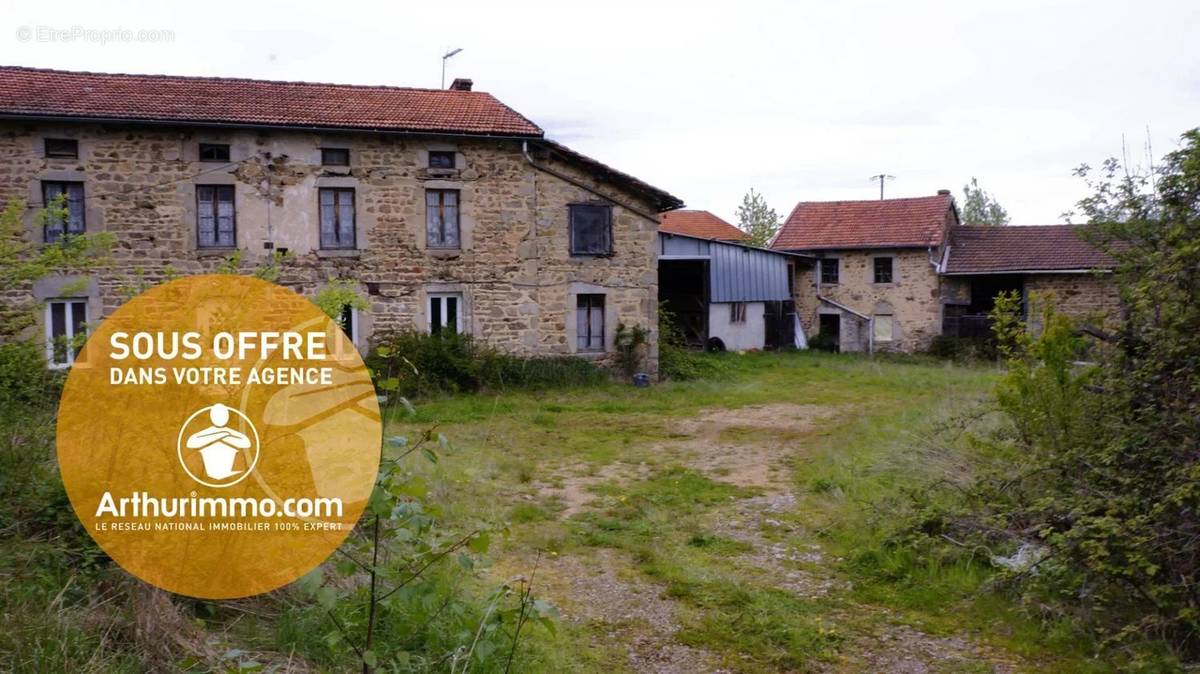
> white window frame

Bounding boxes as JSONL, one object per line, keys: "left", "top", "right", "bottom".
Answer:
{"left": 45, "top": 299, "right": 87, "bottom": 368}
{"left": 427, "top": 292, "right": 464, "bottom": 334}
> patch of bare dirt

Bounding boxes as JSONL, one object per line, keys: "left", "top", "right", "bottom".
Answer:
{"left": 709, "top": 492, "right": 846, "bottom": 599}
{"left": 533, "top": 461, "right": 653, "bottom": 518}
{"left": 821, "top": 622, "right": 1021, "bottom": 673}
{"left": 666, "top": 403, "right": 837, "bottom": 490}
{"left": 505, "top": 549, "right": 725, "bottom": 674}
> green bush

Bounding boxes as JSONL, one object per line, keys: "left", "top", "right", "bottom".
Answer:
{"left": 926, "top": 335, "right": 996, "bottom": 361}
{"left": 657, "top": 307, "right": 725, "bottom": 381}
{"left": 367, "top": 331, "right": 605, "bottom": 398}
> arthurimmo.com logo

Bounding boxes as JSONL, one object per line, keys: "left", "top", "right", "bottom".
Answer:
{"left": 57, "top": 275, "right": 381, "bottom": 599}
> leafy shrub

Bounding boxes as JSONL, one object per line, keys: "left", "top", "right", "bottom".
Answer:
{"left": 657, "top": 306, "right": 725, "bottom": 381}
{"left": 807, "top": 330, "right": 837, "bottom": 353}
{"left": 926, "top": 335, "right": 996, "bottom": 361}
{"left": 898, "top": 130, "right": 1200, "bottom": 663}
{"left": 367, "top": 331, "right": 605, "bottom": 398}
{"left": 0, "top": 341, "right": 63, "bottom": 413}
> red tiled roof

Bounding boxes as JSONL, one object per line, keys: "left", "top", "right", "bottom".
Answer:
{"left": 944, "top": 225, "right": 1115, "bottom": 274}
{"left": 659, "top": 210, "right": 749, "bottom": 241}
{"left": 0, "top": 66, "right": 543, "bottom": 137}
{"left": 772, "top": 194, "right": 955, "bottom": 250}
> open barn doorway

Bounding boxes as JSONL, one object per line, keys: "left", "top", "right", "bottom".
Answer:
{"left": 659, "top": 259, "right": 708, "bottom": 347}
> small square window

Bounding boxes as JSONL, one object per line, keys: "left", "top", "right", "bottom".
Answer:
{"left": 569, "top": 204, "right": 613, "bottom": 256}
{"left": 44, "top": 138, "right": 78, "bottom": 159}
{"left": 873, "top": 257, "right": 894, "bottom": 284}
{"left": 321, "top": 148, "right": 350, "bottom": 166}
{"left": 730, "top": 302, "right": 747, "bottom": 323}
{"left": 820, "top": 258, "right": 839, "bottom": 285}
{"left": 428, "top": 151, "right": 456, "bottom": 169}
{"left": 199, "top": 143, "right": 231, "bottom": 162}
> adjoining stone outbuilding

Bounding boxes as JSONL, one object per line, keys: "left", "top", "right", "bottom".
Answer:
{"left": 0, "top": 66, "right": 682, "bottom": 371}
{"left": 657, "top": 210, "right": 808, "bottom": 351}
{"left": 771, "top": 192, "right": 1119, "bottom": 353}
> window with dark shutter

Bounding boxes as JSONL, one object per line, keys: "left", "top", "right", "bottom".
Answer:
{"left": 41, "top": 181, "right": 85, "bottom": 242}
{"left": 44, "top": 138, "right": 78, "bottom": 158}
{"left": 425, "top": 189, "right": 460, "bottom": 249}
{"left": 873, "top": 257, "right": 894, "bottom": 284}
{"left": 196, "top": 185, "right": 236, "bottom": 248}
{"left": 576, "top": 294, "right": 605, "bottom": 351}
{"left": 569, "top": 204, "right": 613, "bottom": 256}
{"left": 321, "top": 148, "right": 350, "bottom": 166}
{"left": 820, "top": 258, "right": 839, "bottom": 285}
{"left": 199, "top": 143, "right": 231, "bottom": 162}
{"left": 428, "top": 151, "right": 455, "bottom": 169}
{"left": 319, "top": 188, "right": 356, "bottom": 249}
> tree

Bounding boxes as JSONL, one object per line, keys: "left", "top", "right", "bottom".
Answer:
{"left": 736, "top": 188, "right": 780, "bottom": 247}
{"left": 960, "top": 177, "right": 1010, "bottom": 226}
{"left": 925, "top": 129, "right": 1200, "bottom": 659}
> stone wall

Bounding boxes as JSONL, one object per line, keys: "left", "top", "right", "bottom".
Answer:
{"left": 0, "top": 122, "right": 661, "bottom": 372}
{"left": 793, "top": 248, "right": 942, "bottom": 352}
{"left": 1025, "top": 273, "right": 1121, "bottom": 332}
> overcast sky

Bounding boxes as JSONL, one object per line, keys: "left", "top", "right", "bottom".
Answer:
{"left": 2, "top": 1, "right": 1197, "bottom": 225}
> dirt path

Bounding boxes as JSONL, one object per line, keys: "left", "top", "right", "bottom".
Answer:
{"left": 518, "top": 403, "right": 1022, "bottom": 673}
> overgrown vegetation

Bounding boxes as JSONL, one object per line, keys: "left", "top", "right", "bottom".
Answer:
{"left": 890, "top": 129, "right": 1200, "bottom": 668}
{"left": 657, "top": 306, "right": 726, "bottom": 381}
{"left": 368, "top": 330, "right": 606, "bottom": 398}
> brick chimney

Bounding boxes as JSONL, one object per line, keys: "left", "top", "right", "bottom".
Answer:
{"left": 937, "top": 189, "right": 951, "bottom": 195}
{"left": 449, "top": 78, "right": 473, "bottom": 91}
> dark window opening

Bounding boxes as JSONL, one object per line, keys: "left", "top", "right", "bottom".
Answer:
{"left": 339, "top": 305, "right": 355, "bottom": 343}
{"left": 576, "top": 294, "right": 605, "bottom": 351}
{"left": 196, "top": 185, "right": 236, "bottom": 248}
{"left": 569, "top": 204, "right": 613, "bottom": 256}
{"left": 730, "top": 302, "right": 747, "bottom": 323}
{"left": 873, "top": 257, "right": 894, "bottom": 284}
{"left": 44, "top": 138, "right": 78, "bottom": 158}
{"left": 319, "top": 188, "right": 356, "bottom": 249}
{"left": 428, "top": 151, "right": 456, "bottom": 169}
{"left": 47, "top": 299, "right": 87, "bottom": 366}
{"left": 41, "top": 181, "right": 85, "bottom": 242}
{"left": 429, "top": 293, "right": 461, "bottom": 334}
{"left": 820, "top": 258, "right": 839, "bottom": 285}
{"left": 321, "top": 148, "right": 350, "bottom": 166}
{"left": 425, "top": 189, "right": 460, "bottom": 249}
{"left": 199, "top": 143, "right": 231, "bottom": 162}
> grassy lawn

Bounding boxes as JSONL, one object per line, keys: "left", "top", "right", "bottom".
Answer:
{"left": 385, "top": 350, "right": 1104, "bottom": 673}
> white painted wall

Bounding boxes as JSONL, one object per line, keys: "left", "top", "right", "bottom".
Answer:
{"left": 708, "top": 301, "right": 766, "bottom": 351}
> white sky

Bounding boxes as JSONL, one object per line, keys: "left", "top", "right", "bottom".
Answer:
{"left": 2, "top": 1, "right": 1197, "bottom": 225}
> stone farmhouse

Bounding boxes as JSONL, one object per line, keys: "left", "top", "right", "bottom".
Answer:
{"left": 771, "top": 192, "right": 1119, "bottom": 353}
{"left": 0, "top": 67, "right": 682, "bottom": 370}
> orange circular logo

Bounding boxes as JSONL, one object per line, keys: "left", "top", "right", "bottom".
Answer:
{"left": 57, "top": 275, "right": 381, "bottom": 599}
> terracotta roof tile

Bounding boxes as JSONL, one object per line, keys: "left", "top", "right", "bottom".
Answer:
{"left": 0, "top": 66, "right": 543, "bottom": 137}
{"left": 772, "top": 194, "right": 955, "bottom": 250}
{"left": 659, "top": 210, "right": 748, "bottom": 241}
{"left": 944, "top": 225, "right": 1115, "bottom": 274}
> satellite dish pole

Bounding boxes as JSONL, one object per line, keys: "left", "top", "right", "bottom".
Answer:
{"left": 870, "top": 173, "right": 895, "bottom": 200}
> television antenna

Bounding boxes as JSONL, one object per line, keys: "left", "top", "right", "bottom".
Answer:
{"left": 869, "top": 173, "right": 895, "bottom": 200}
